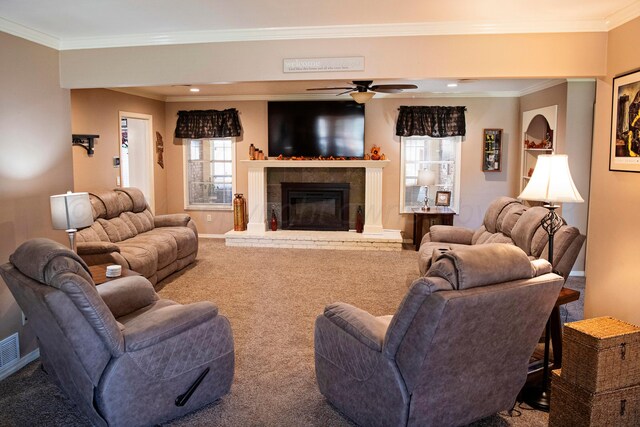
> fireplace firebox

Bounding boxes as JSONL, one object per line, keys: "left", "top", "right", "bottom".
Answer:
{"left": 281, "top": 182, "right": 349, "bottom": 231}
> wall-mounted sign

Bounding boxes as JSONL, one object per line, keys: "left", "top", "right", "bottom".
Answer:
{"left": 283, "top": 57, "right": 365, "bottom": 73}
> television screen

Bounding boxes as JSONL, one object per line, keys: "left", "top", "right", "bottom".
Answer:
{"left": 268, "top": 101, "right": 364, "bottom": 158}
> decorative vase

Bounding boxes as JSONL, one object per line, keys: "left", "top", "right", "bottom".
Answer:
{"left": 356, "top": 206, "right": 364, "bottom": 233}
{"left": 233, "top": 193, "right": 246, "bottom": 231}
{"left": 270, "top": 206, "right": 278, "bottom": 231}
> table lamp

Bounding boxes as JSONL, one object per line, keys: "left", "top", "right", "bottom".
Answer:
{"left": 518, "top": 154, "right": 584, "bottom": 410}
{"left": 50, "top": 191, "right": 93, "bottom": 252}
{"left": 417, "top": 169, "right": 436, "bottom": 211}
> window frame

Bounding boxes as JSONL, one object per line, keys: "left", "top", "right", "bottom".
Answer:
{"left": 182, "top": 137, "right": 236, "bottom": 211}
{"left": 399, "top": 136, "right": 462, "bottom": 214}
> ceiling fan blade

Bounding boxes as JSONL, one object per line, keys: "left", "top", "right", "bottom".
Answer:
{"left": 307, "top": 86, "right": 355, "bottom": 91}
{"left": 370, "top": 84, "right": 418, "bottom": 91}
{"left": 337, "top": 89, "right": 353, "bottom": 96}
{"left": 371, "top": 88, "right": 403, "bottom": 93}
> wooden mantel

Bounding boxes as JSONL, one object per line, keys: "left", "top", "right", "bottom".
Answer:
{"left": 240, "top": 160, "right": 390, "bottom": 234}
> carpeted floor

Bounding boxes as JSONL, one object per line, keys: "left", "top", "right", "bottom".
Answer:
{"left": 0, "top": 239, "right": 585, "bottom": 426}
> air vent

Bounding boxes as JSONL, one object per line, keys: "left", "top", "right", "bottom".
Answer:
{"left": 0, "top": 333, "right": 20, "bottom": 370}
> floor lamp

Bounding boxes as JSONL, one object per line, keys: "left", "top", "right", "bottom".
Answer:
{"left": 50, "top": 191, "right": 94, "bottom": 252}
{"left": 417, "top": 169, "right": 436, "bottom": 211}
{"left": 518, "top": 154, "right": 584, "bottom": 410}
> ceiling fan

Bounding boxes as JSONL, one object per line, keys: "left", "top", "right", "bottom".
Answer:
{"left": 307, "top": 80, "right": 418, "bottom": 103}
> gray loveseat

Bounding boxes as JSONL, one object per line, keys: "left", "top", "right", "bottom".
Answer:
{"left": 418, "top": 196, "right": 585, "bottom": 280}
{"left": 0, "top": 238, "right": 234, "bottom": 427}
{"left": 315, "top": 244, "right": 564, "bottom": 426}
{"left": 76, "top": 187, "right": 198, "bottom": 285}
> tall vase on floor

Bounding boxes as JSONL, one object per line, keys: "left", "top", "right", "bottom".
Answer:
{"left": 233, "top": 193, "right": 246, "bottom": 231}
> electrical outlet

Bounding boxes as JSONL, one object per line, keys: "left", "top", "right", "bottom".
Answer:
{"left": 206, "top": 214, "right": 212, "bottom": 222}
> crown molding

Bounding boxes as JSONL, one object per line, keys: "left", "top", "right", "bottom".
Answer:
{"left": 2, "top": 15, "right": 626, "bottom": 51}
{"left": 517, "top": 79, "right": 567, "bottom": 96}
{"left": 0, "top": 17, "right": 60, "bottom": 49}
{"left": 108, "top": 88, "right": 167, "bottom": 102}
{"left": 58, "top": 19, "right": 612, "bottom": 51}
{"left": 606, "top": 1, "right": 640, "bottom": 30}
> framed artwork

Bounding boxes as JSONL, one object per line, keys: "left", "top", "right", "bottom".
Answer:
{"left": 610, "top": 69, "right": 640, "bottom": 172}
{"left": 482, "top": 128, "right": 502, "bottom": 172}
{"left": 435, "top": 191, "right": 451, "bottom": 207}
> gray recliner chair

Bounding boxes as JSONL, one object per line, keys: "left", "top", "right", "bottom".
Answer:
{"left": 314, "top": 244, "right": 564, "bottom": 427}
{"left": 0, "top": 238, "right": 234, "bottom": 427}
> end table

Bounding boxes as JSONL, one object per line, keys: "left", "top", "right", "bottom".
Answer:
{"left": 88, "top": 263, "right": 140, "bottom": 285}
{"left": 412, "top": 207, "right": 456, "bottom": 251}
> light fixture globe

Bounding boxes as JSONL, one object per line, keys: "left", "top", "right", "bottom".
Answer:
{"left": 350, "top": 91, "right": 375, "bottom": 104}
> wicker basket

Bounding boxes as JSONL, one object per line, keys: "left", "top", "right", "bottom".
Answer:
{"left": 550, "top": 370, "right": 640, "bottom": 427}
{"left": 562, "top": 316, "right": 640, "bottom": 393}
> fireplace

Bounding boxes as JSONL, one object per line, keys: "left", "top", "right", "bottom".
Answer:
{"left": 281, "top": 182, "right": 349, "bottom": 231}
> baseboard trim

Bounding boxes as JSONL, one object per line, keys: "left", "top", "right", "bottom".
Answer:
{"left": 199, "top": 234, "right": 226, "bottom": 239}
{"left": 569, "top": 271, "right": 585, "bottom": 277}
{"left": 0, "top": 348, "right": 40, "bottom": 381}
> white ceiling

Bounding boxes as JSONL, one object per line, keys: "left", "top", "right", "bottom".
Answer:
{"left": 0, "top": 0, "right": 635, "bottom": 99}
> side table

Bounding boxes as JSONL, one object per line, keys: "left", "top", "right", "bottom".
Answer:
{"left": 412, "top": 207, "right": 456, "bottom": 251}
{"left": 88, "top": 263, "right": 140, "bottom": 285}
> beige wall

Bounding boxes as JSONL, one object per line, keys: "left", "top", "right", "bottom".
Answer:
{"left": 563, "top": 81, "right": 595, "bottom": 273}
{"left": 164, "top": 97, "right": 519, "bottom": 239}
{"left": 585, "top": 17, "right": 640, "bottom": 324}
{"left": 0, "top": 32, "right": 73, "bottom": 356}
{"left": 59, "top": 32, "right": 607, "bottom": 89}
{"left": 71, "top": 89, "right": 168, "bottom": 213}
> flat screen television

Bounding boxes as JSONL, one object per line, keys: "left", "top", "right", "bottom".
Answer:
{"left": 268, "top": 101, "right": 365, "bottom": 158}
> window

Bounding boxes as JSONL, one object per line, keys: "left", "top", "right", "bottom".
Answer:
{"left": 183, "top": 138, "right": 235, "bottom": 210}
{"left": 399, "top": 136, "right": 461, "bottom": 213}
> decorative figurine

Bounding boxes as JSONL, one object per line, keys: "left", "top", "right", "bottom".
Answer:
{"left": 356, "top": 206, "right": 364, "bottom": 233}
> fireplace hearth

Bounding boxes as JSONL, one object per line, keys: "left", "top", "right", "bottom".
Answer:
{"left": 281, "top": 182, "right": 349, "bottom": 231}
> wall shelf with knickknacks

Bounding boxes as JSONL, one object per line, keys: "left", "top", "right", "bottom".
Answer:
{"left": 482, "top": 128, "right": 502, "bottom": 172}
{"left": 520, "top": 105, "right": 557, "bottom": 196}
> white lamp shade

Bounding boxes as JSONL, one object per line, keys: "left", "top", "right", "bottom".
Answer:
{"left": 417, "top": 169, "right": 436, "bottom": 186}
{"left": 350, "top": 91, "right": 375, "bottom": 104}
{"left": 50, "top": 192, "right": 93, "bottom": 230}
{"left": 518, "top": 154, "right": 584, "bottom": 203}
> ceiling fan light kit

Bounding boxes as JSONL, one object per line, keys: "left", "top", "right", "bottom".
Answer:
{"left": 350, "top": 91, "right": 375, "bottom": 104}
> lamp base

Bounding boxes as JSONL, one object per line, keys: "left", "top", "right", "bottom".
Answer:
{"left": 65, "top": 228, "right": 78, "bottom": 252}
{"left": 523, "top": 387, "right": 550, "bottom": 411}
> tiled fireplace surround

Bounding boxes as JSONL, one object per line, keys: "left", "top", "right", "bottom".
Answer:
{"left": 224, "top": 160, "right": 403, "bottom": 250}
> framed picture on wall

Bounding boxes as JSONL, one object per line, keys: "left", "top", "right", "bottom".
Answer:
{"left": 610, "top": 69, "right": 640, "bottom": 172}
{"left": 435, "top": 191, "right": 451, "bottom": 207}
{"left": 482, "top": 128, "right": 502, "bottom": 172}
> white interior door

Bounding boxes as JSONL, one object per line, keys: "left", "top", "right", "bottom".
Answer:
{"left": 119, "top": 112, "right": 155, "bottom": 212}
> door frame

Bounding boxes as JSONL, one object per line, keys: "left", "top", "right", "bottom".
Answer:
{"left": 118, "top": 111, "right": 155, "bottom": 213}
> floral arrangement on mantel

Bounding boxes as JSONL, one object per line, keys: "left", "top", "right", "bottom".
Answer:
{"left": 250, "top": 145, "right": 388, "bottom": 161}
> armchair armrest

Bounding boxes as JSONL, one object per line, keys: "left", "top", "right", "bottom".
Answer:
{"left": 123, "top": 302, "right": 218, "bottom": 351}
{"left": 96, "top": 275, "right": 158, "bottom": 318}
{"left": 77, "top": 241, "right": 120, "bottom": 255}
{"left": 154, "top": 213, "right": 191, "bottom": 228}
{"left": 323, "top": 302, "right": 389, "bottom": 351}
{"left": 427, "top": 225, "right": 474, "bottom": 245}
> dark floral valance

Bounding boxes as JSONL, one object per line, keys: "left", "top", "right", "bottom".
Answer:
{"left": 395, "top": 106, "right": 467, "bottom": 137}
{"left": 175, "top": 109, "right": 242, "bottom": 139}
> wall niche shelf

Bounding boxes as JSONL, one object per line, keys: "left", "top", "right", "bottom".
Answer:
{"left": 520, "top": 106, "right": 557, "bottom": 195}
